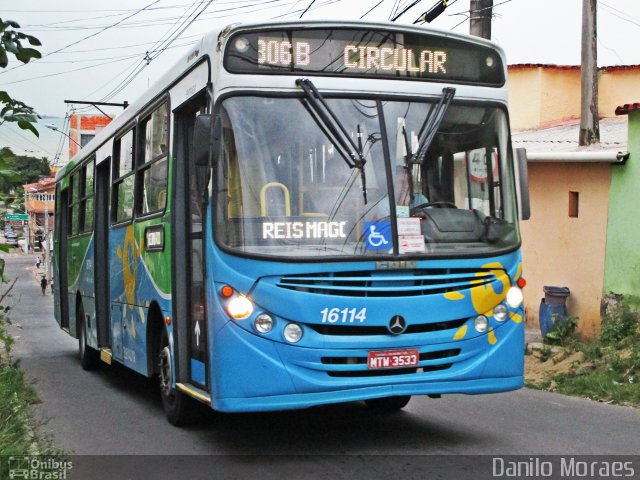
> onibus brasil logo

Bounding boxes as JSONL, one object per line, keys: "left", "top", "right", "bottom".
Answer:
{"left": 7, "top": 456, "right": 72, "bottom": 479}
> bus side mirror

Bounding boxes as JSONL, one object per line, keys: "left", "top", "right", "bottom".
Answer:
{"left": 515, "top": 148, "right": 530, "bottom": 221}
{"left": 193, "top": 114, "right": 222, "bottom": 167}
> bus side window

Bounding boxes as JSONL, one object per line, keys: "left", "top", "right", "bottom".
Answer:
{"left": 112, "top": 128, "right": 136, "bottom": 224}
{"left": 69, "top": 173, "right": 79, "bottom": 237}
{"left": 138, "top": 102, "right": 169, "bottom": 215}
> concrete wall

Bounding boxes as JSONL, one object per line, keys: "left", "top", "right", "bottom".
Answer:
{"left": 520, "top": 162, "right": 611, "bottom": 338}
{"left": 604, "top": 110, "right": 640, "bottom": 301}
{"left": 508, "top": 68, "right": 542, "bottom": 130}
{"left": 509, "top": 66, "right": 640, "bottom": 129}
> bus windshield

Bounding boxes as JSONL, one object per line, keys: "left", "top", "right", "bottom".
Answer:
{"left": 214, "top": 95, "right": 519, "bottom": 259}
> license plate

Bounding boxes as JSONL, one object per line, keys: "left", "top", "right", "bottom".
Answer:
{"left": 367, "top": 349, "right": 419, "bottom": 369}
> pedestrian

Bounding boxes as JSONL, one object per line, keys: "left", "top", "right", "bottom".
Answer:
{"left": 40, "top": 276, "right": 48, "bottom": 295}
{"left": 35, "top": 256, "right": 41, "bottom": 269}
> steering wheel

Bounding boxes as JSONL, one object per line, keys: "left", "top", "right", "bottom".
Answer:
{"left": 411, "top": 201, "right": 458, "bottom": 212}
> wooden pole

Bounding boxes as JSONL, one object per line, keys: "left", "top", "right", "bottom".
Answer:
{"left": 579, "top": 0, "right": 599, "bottom": 145}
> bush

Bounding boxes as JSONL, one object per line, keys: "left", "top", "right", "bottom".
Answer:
{"left": 544, "top": 315, "right": 578, "bottom": 346}
{"left": 600, "top": 304, "right": 638, "bottom": 345}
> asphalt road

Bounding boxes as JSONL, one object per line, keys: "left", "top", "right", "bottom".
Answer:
{"left": 4, "top": 255, "right": 640, "bottom": 479}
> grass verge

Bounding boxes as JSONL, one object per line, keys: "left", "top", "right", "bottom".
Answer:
{"left": 526, "top": 303, "right": 640, "bottom": 406}
{"left": 0, "top": 261, "right": 61, "bottom": 478}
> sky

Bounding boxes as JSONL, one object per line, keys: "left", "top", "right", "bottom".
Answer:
{"left": 1, "top": 0, "right": 639, "bottom": 163}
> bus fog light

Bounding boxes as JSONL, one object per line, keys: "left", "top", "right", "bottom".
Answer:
{"left": 474, "top": 315, "right": 489, "bottom": 333}
{"left": 255, "top": 314, "right": 274, "bottom": 333}
{"left": 493, "top": 304, "right": 508, "bottom": 322}
{"left": 284, "top": 323, "right": 303, "bottom": 343}
{"left": 506, "top": 286, "right": 524, "bottom": 308}
{"left": 227, "top": 296, "right": 253, "bottom": 320}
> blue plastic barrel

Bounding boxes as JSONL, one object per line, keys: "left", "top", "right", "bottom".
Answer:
{"left": 539, "top": 299, "right": 568, "bottom": 337}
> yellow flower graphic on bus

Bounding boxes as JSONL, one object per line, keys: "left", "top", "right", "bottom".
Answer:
{"left": 447, "top": 261, "right": 518, "bottom": 346}
{"left": 117, "top": 225, "right": 138, "bottom": 307}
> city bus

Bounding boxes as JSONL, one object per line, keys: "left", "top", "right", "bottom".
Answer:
{"left": 53, "top": 20, "right": 530, "bottom": 425}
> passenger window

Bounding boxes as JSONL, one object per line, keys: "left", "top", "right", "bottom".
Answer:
{"left": 79, "top": 159, "right": 95, "bottom": 233}
{"left": 69, "top": 172, "right": 80, "bottom": 236}
{"left": 113, "top": 127, "right": 136, "bottom": 224}
{"left": 138, "top": 102, "right": 168, "bottom": 215}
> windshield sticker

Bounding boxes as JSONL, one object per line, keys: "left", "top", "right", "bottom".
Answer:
{"left": 364, "top": 221, "right": 392, "bottom": 250}
{"left": 397, "top": 217, "right": 421, "bottom": 236}
{"left": 399, "top": 235, "right": 425, "bottom": 253}
{"left": 396, "top": 205, "right": 410, "bottom": 218}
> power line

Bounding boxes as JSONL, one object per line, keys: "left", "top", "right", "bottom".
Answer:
{"left": 0, "top": 0, "right": 161, "bottom": 76}
{"left": 97, "top": 0, "right": 216, "bottom": 103}
{"left": 361, "top": 0, "right": 386, "bottom": 19}
{"left": 599, "top": 2, "right": 640, "bottom": 30}
{"left": 300, "top": 0, "right": 318, "bottom": 18}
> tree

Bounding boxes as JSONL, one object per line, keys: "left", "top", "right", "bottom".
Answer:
{"left": 0, "top": 19, "right": 41, "bottom": 137}
{"left": 0, "top": 147, "right": 50, "bottom": 193}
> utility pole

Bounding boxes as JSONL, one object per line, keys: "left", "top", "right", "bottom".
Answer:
{"left": 579, "top": 0, "right": 599, "bottom": 145}
{"left": 469, "top": 0, "right": 493, "bottom": 39}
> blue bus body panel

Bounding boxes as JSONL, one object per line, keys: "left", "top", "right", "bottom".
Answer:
{"left": 109, "top": 226, "right": 173, "bottom": 376}
{"left": 204, "top": 208, "right": 525, "bottom": 412}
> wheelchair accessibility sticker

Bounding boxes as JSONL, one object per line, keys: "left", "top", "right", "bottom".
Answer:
{"left": 364, "top": 221, "right": 392, "bottom": 250}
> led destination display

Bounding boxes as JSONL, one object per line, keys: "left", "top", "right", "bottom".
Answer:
{"left": 225, "top": 28, "right": 504, "bottom": 86}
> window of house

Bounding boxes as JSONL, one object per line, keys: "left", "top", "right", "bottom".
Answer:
{"left": 112, "top": 128, "right": 136, "bottom": 224}
{"left": 138, "top": 102, "right": 169, "bottom": 215}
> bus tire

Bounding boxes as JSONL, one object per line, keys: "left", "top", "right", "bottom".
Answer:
{"left": 158, "top": 331, "right": 192, "bottom": 426}
{"left": 364, "top": 395, "right": 411, "bottom": 413}
{"left": 78, "top": 303, "right": 100, "bottom": 371}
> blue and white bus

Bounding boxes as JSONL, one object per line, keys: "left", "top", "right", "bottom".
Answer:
{"left": 54, "top": 20, "right": 530, "bottom": 425}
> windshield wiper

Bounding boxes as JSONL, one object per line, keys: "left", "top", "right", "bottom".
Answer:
{"left": 408, "top": 87, "right": 456, "bottom": 165}
{"left": 296, "top": 78, "right": 368, "bottom": 203}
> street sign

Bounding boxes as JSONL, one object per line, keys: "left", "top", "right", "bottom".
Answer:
{"left": 6, "top": 214, "right": 28, "bottom": 221}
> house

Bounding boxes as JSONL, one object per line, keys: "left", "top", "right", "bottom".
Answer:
{"left": 508, "top": 64, "right": 640, "bottom": 338}
{"left": 23, "top": 177, "right": 56, "bottom": 252}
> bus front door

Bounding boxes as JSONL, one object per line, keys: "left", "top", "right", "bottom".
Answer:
{"left": 173, "top": 94, "right": 210, "bottom": 391}
{"left": 94, "top": 159, "right": 111, "bottom": 350}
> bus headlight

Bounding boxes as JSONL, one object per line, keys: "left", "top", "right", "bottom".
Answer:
{"left": 506, "top": 287, "right": 524, "bottom": 308}
{"left": 227, "top": 296, "right": 253, "bottom": 320}
{"left": 474, "top": 315, "right": 489, "bottom": 333}
{"left": 493, "top": 303, "right": 508, "bottom": 322}
{"left": 284, "top": 323, "right": 303, "bottom": 343}
{"left": 254, "top": 313, "right": 274, "bottom": 334}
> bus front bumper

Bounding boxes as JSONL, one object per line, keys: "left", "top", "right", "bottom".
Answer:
{"left": 210, "top": 316, "right": 524, "bottom": 413}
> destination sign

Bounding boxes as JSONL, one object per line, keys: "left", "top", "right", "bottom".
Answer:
{"left": 225, "top": 28, "right": 504, "bottom": 86}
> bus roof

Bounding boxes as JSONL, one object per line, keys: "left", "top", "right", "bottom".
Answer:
{"left": 56, "top": 19, "right": 506, "bottom": 181}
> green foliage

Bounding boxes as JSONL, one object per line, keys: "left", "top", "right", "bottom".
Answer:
{"left": 0, "top": 19, "right": 41, "bottom": 137}
{"left": 0, "top": 147, "right": 51, "bottom": 193}
{"left": 531, "top": 299, "right": 640, "bottom": 406}
{"left": 544, "top": 314, "right": 578, "bottom": 346}
{"left": 0, "top": 19, "right": 41, "bottom": 67}
{"left": 600, "top": 303, "right": 638, "bottom": 345}
{"left": 538, "top": 345, "right": 554, "bottom": 362}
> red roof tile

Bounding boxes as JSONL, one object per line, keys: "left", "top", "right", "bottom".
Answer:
{"left": 615, "top": 103, "right": 640, "bottom": 116}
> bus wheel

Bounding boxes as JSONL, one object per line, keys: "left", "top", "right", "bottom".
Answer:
{"left": 158, "top": 332, "right": 192, "bottom": 426}
{"left": 364, "top": 395, "right": 411, "bottom": 413}
{"left": 78, "top": 303, "right": 100, "bottom": 370}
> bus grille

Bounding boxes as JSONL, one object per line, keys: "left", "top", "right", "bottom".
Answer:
{"left": 305, "top": 318, "right": 466, "bottom": 336}
{"left": 276, "top": 268, "right": 499, "bottom": 297}
{"left": 321, "top": 349, "right": 459, "bottom": 378}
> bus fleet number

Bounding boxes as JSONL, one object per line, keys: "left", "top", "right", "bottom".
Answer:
{"left": 320, "top": 307, "right": 367, "bottom": 324}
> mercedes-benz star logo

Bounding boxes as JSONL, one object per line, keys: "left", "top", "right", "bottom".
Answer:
{"left": 388, "top": 315, "right": 407, "bottom": 335}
